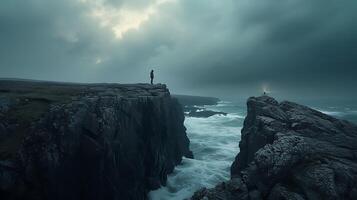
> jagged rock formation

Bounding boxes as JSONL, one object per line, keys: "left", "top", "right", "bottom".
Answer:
{"left": 0, "top": 80, "right": 192, "bottom": 200}
{"left": 192, "top": 96, "right": 357, "bottom": 200}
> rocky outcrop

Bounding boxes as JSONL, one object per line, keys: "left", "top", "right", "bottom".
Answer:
{"left": 0, "top": 80, "right": 192, "bottom": 200}
{"left": 192, "top": 96, "right": 357, "bottom": 200}
{"left": 187, "top": 110, "right": 227, "bottom": 118}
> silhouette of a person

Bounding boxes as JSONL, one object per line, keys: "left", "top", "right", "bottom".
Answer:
{"left": 150, "top": 70, "right": 154, "bottom": 85}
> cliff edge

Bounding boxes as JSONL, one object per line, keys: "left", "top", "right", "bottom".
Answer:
{"left": 193, "top": 96, "right": 357, "bottom": 200}
{"left": 0, "top": 80, "right": 192, "bottom": 200}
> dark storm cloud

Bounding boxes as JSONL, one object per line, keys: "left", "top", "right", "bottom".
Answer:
{"left": 0, "top": 0, "right": 105, "bottom": 80}
{"left": 169, "top": 0, "right": 357, "bottom": 98}
{"left": 0, "top": 0, "right": 356, "bottom": 99}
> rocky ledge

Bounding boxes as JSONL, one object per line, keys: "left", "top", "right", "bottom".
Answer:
{"left": 192, "top": 96, "right": 357, "bottom": 200}
{"left": 0, "top": 80, "right": 192, "bottom": 200}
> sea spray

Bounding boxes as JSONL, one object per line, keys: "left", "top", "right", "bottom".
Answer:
{"left": 149, "top": 102, "right": 244, "bottom": 200}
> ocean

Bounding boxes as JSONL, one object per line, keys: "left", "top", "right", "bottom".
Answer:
{"left": 149, "top": 99, "right": 357, "bottom": 200}
{"left": 148, "top": 101, "right": 245, "bottom": 200}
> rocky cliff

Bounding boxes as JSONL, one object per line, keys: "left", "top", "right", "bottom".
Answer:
{"left": 192, "top": 96, "right": 357, "bottom": 200}
{"left": 0, "top": 80, "right": 193, "bottom": 200}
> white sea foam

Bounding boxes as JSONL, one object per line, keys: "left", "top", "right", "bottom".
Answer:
{"left": 317, "top": 109, "right": 354, "bottom": 117}
{"left": 149, "top": 102, "right": 357, "bottom": 200}
{"left": 320, "top": 110, "right": 345, "bottom": 116}
{"left": 149, "top": 102, "right": 243, "bottom": 200}
{"left": 215, "top": 101, "right": 232, "bottom": 107}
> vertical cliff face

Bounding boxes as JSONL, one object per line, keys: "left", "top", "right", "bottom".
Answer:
{"left": 230, "top": 96, "right": 283, "bottom": 175}
{"left": 0, "top": 81, "right": 192, "bottom": 200}
{"left": 193, "top": 96, "right": 357, "bottom": 200}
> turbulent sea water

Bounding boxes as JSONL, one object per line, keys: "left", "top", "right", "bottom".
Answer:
{"left": 149, "top": 101, "right": 245, "bottom": 200}
{"left": 149, "top": 99, "right": 357, "bottom": 200}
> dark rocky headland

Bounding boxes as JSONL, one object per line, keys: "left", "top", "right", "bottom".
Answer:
{"left": 173, "top": 95, "right": 227, "bottom": 118}
{"left": 192, "top": 96, "right": 357, "bottom": 200}
{"left": 186, "top": 110, "right": 227, "bottom": 118}
{"left": 172, "top": 95, "right": 219, "bottom": 107}
{"left": 0, "top": 80, "right": 192, "bottom": 200}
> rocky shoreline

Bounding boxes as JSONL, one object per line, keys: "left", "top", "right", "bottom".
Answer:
{"left": 2, "top": 82, "right": 357, "bottom": 200}
{"left": 0, "top": 80, "right": 192, "bottom": 200}
{"left": 192, "top": 96, "right": 357, "bottom": 200}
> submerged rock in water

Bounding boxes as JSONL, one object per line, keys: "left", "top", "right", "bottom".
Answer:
{"left": 174, "top": 94, "right": 225, "bottom": 118}
{"left": 0, "top": 80, "right": 193, "bottom": 200}
{"left": 187, "top": 110, "right": 227, "bottom": 118}
{"left": 192, "top": 96, "right": 357, "bottom": 200}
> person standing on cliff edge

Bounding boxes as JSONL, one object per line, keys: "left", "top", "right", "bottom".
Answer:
{"left": 150, "top": 70, "right": 154, "bottom": 85}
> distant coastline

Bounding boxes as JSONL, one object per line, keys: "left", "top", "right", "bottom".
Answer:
{"left": 172, "top": 94, "right": 220, "bottom": 106}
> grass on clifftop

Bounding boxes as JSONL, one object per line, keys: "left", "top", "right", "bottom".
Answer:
{"left": 0, "top": 81, "right": 85, "bottom": 160}
{"left": 0, "top": 98, "right": 53, "bottom": 160}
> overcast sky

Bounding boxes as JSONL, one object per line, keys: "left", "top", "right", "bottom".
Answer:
{"left": 0, "top": 0, "right": 356, "bottom": 99}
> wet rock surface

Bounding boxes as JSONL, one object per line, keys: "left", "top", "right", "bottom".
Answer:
{"left": 0, "top": 80, "right": 192, "bottom": 200}
{"left": 192, "top": 96, "right": 357, "bottom": 200}
{"left": 187, "top": 110, "right": 227, "bottom": 118}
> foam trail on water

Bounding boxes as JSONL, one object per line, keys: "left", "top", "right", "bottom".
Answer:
{"left": 149, "top": 102, "right": 243, "bottom": 200}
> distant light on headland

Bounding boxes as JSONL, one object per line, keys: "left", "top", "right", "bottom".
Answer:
{"left": 95, "top": 57, "right": 102, "bottom": 64}
{"left": 262, "top": 84, "right": 271, "bottom": 94}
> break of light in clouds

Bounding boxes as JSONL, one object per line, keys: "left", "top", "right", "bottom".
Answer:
{"left": 0, "top": 0, "right": 357, "bottom": 100}
{"left": 82, "top": 0, "right": 176, "bottom": 39}
{"left": 95, "top": 57, "right": 102, "bottom": 65}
